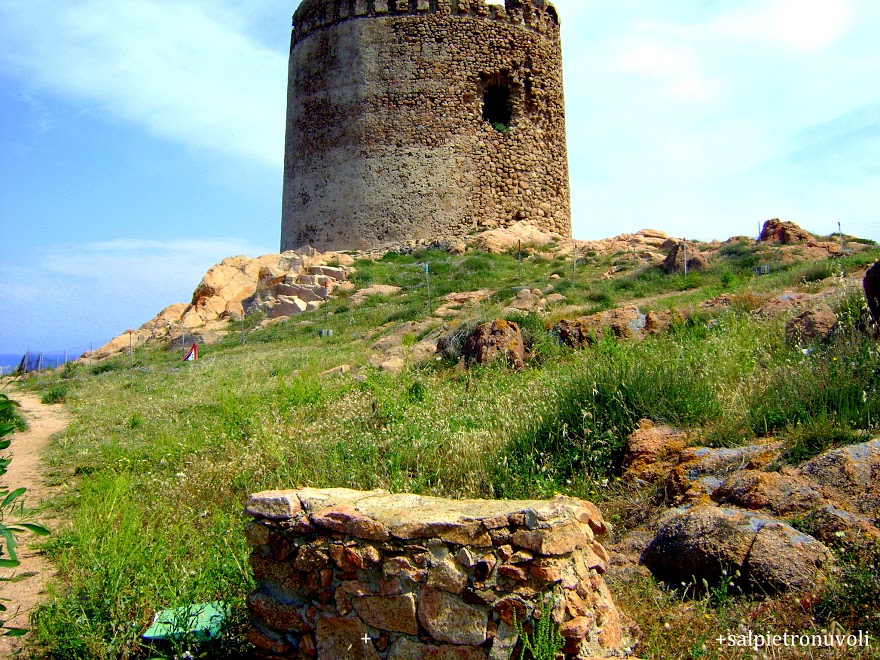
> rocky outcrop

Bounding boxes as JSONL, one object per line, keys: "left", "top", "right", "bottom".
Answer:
{"left": 551, "top": 308, "right": 679, "bottom": 350}
{"left": 84, "top": 249, "right": 353, "bottom": 361}
{"left": 243, "top": 260, "right": 351, "bottom": 319}
{"left": 572, "top": 229, "right": 673, "bottom": 261}
{"left": 244, "top": 488, "right": 636, "bottom": 660}
{"left": 798, "top": 439, "right": 880, "bottom": 521}
{"left": 784, "top": 306, "right": 838, "bottom": 345}
{"left": 351, "top": 285, "right": 402, "bottom": 307}
{"left": 759, "top": 219, "right": 813, "bottom": 244}
{"left": 661, "top": 241, "right": 709, "bottom": 274}
{"left": 621, "top": 428, "right": 880, "bottom": 597}
{"left": 462, "top": 320, "right": 525, "bottom": 369}
{"left": 469, "top": 222, "right": 565, "bottom": 254}
{"left": 640, "top": 505, "right": 831, "bottom": 594}
{"left": 621, "top": 420, "right": 689, "bottom": 484}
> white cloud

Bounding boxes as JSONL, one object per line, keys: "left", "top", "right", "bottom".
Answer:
{"left": 614, "top": 40, "right": 718, "bottom": 101}
{"left": 0, "top": 0, "right": 287, "bottom": 165}
{"left": 713, "top": 0, "right": 851, "bottom": 51}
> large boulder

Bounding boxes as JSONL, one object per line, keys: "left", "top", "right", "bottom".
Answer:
{"left": 551, "top": 307, "right": 648, "bottom": 348}
{"left": 469, "top": 221, "right": 562, "bottom": 254}
{"left": 784, "top": 305, "right": 838, "bottom": 345}
{"left": 865, "top": 260, "right": 880, "bottom": 326}
{"left": 662, "top": 241, "right": 708, "bottom": 274}
{"left": 462, "top": 320, "right": 525, "bottom": 369}
{"left": 759, "top": 218, "right": 813, "bottom": 244}
{"left": 641, "top": 505, "right": 831, "bottom": 593}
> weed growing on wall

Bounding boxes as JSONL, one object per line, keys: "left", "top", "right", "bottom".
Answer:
{"left": 512, "top": 590, "right": 564, "bottom": 660}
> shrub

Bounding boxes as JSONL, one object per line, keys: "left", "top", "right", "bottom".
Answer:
{"left": 504, "top": 312, "right": 559, "bottom": 366}
{"left": 41, "top": 382, "right": 70, "bottom": 404}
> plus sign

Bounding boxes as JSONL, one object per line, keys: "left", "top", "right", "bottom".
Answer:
{"left": 716, "top": 634, "right": 726, "bottom": 646}
{"left": 361, "top": 633, "right": 371, "bottom": 645}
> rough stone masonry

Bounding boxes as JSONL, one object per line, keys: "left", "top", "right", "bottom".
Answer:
{"left": 281, "top": 0, "right": 571, "bottom": 251}
{"left": 245, "top": 488, "right": 635, "bottom": 659}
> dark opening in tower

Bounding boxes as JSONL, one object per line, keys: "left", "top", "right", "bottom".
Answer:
{"left": 483, "top": 84, "right": 512, "bottom": 131}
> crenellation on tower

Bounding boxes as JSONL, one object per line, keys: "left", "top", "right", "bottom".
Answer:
{"left": 281, "top": 0, "right": 570, "bottom": 251}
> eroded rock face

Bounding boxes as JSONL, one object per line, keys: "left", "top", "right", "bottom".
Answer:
{"left": 759, "top": 218, "right": 813, "bottom": 244}
{"left": 462, "top": 320, "right": 525, "bottom": 369}
{"left": 245, "top": 488, "right": 635, "bottom": 659}
{"left": 641, "top": 505, "right": 831, "bottom": 594}
{"left": 662, "top": 241, "right": 709, "bottom": 274}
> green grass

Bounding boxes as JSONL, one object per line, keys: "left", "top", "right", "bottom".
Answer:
{"left": 16, "top": 242, "right": 880, "bottom": 657}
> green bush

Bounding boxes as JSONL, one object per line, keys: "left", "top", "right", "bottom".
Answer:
{"left": 41, "top": 382, "right": 70, "bottom": 404}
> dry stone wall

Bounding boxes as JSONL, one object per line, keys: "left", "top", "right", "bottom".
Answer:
{"left": 245, "top": 488, "right": 634, "bottom": 659}
{"left": 281, "top": 0, "right": 570, "bottom": 251}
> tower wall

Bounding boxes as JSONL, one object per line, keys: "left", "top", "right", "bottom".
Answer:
{"left": 281, "top": 0, "right": 570, "bottom": 251}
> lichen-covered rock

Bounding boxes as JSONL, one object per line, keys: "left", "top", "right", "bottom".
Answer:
{"left": 418, "top": 587, "right": 487, "bottom": 645}
{"left": 622, "top": 420, "right": 688, "bottom": 483}
{"left": 462, "top": 320, "right": 525, "bottom": 369}
{"left": 316, "top": 617, "right": 380, "bottom": 660}
{"left": 798, "top": 438, "right": 880, "bottom": 521}
{"left": 387, "top": 637, "right": 488, "bottom": 660}
{"left": 666, "top": 442, "right": 785, "bottom": 501}
{"left": 711, "top": 470, "right": 824, "bottom": 515}
{"left": 641, "top": 505, "right": 831, "bottom": 593}
{"left": 552, "top": 307, "right": 648, "bottom": 348}
{"left": 797, "top": 504, "right": 880, "bottom": 545}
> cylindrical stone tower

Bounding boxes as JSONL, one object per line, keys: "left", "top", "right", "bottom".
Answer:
{"left": 281, "top": 0, "right": 570, "bottom": 252}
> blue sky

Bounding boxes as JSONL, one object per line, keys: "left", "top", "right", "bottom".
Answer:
{"left": 1, "top": 0, "right": 878, "bottom": 354}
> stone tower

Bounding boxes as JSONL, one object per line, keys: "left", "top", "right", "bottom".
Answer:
{"left": 281, "top": 0, "right": 570, "bottom": 252}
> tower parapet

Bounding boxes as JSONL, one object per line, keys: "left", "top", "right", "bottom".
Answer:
{"left": 292, "top": 0, "right": 562, "bottom": 46}
{"left": 281, "top": 0, "right": 570, "bottom": 251}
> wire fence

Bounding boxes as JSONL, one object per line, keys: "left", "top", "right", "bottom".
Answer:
{"left": 0, "top": 346, "right": 93, "bottom": 375}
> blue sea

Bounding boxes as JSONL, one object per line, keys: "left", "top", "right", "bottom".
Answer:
{"left": 0, "top": 352, "right": 82, "bottom": 374}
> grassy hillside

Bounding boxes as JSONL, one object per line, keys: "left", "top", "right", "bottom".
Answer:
{"left": 13, "top": 239, "right": 880, "bottom": 658}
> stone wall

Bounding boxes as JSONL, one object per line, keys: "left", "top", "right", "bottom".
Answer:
{"left": 281, "top": 0, "right": 570, "bottom": 252}
{"left": 245, "top": 488, "right": 634, "bottom": 659}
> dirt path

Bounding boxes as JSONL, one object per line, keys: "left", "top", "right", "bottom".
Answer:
{"left": 0, "top": 390, "right": 69, "bottom": 657}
